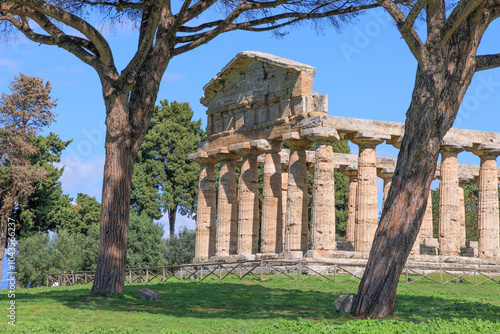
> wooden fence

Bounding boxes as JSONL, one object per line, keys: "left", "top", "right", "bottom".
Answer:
{"left": 47, "top": 259, "right": 500, "bottom": 287}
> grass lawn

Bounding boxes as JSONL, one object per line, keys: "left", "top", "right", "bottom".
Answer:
{"left": 1, "top": 275, "right": 499, "bottom": 333}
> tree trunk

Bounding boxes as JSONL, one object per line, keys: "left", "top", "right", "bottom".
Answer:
{"left": 168, "top": 205, "right": 177, "bottom": 237}
{"left": 351, "top": 11, "right": 487, "bottom": 317}
{"left": 91, "top": 95, "right": 135, "bottom": 295}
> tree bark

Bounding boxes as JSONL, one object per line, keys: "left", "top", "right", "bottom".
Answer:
{"left": 351, "top": 7, "right": 488, "bottom": 318}
{"left": 0, "top": 214, "right": 8, "bottom": 282}
{"left": 169, "top": 205, "right": 177, "bottom": 237}
{"left": 91, "top": 94, "right": 135, "bottom": 295}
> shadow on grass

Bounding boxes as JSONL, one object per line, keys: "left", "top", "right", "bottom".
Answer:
{"left": 13, "top": 279, "right": 500, "bottom": 323}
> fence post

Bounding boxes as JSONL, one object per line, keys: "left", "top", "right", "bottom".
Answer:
{"left": 146, "top": 269, "right": 149, "bottom": 283}
{"left": 163, "top": 266, "right": 166, "bottom": 282}
{"left": 299, "top": 261, "right": 302, "bottom": 281}
{"left": 260, "top": 259, "right": 263, "bottom": 281}
{"left": 129, "top": 269, "right": 132, "bottom": 284}
{"left": 440, "top": 264, "right": 442, "bottom": 284}
{"left": 181, "top": 266, "right": 183, "bottom": 280}
{"left": 474, "top": 268, "right": 477, "bottom": 284}
{"left": 334, "top": 264, "right": 337, "bottom": 282}
{"left": 405, "top": 267, "right": 408, "bottom": 283}
{"left": 200, "top": 265, "right": 203, "bottom": 281}
{"left": 219, "top": 264, "right": 222, "bottom": 280}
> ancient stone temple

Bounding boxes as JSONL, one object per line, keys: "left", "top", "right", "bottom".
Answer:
{"left": 189, "top": 51, "right": 500, "bottom": 263}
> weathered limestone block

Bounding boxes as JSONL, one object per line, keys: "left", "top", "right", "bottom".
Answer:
{"left": 439, "top": 140, "right": 471, "bottom": 256}
{"left": 303, "top": 127, "right": 340, "bottom": 257}
{"left": 252, "top": 140, "right": 283, "bottom": 254}
{"left": 230, "top": 142, "right": 261, "bottom": 255}
{"left": 283, "top": 132, "right": 313, "bottom": 256}
{"left": 132, "top": 289, "right": 164, "bottom": 301}
{"left": 348, "top": 132, "right": 390, "bottom": 252}
{"left": 190, "top": 153, "right": 217, "bottom": 262}
{"left": 334, "top": 295, "right": 354, "bottom": 313}
{"left": 473, "top": 143, "right": 500, "bottom": 258}
{"left": 209, "top": 148, "right": 239, "bottom": 257}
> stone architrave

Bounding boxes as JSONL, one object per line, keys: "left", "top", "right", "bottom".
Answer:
{"left": 209, "top": 148, "right": 239, "bottom": 257}
{"left": 229, "top": 142, "right": 261, "bottom": 256}
{"left": 348, "top": 132, "right": 390, "bottom": 252}
{"left": 252, "top": 139, "right": 283, "bottom": 254}
{"left": 438, "top": 140, "right": 471, "bottom": 256}
{"left": 189, "top": 152, "right": 218, "bottom": 262}
{"left": 343, "top": 168, "right": 358, "bottom": 244}
{"left": 458, "top": 175, "right": 474, "bottom": 249}
{"left": 283, "top": 132, "right": 313, "bottom": 258}
{"left": 303, "top": 127, "right": 340, "bottom": 258}
{"left": 472, "top": 143, "right": 500, "bottom": 258}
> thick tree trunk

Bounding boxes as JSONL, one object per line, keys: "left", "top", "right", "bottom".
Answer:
{"left": 91, "top": 95, "right": 135, "bottom": 295}
{"left": 351, "top": 11, "right": 486, "bottom": 317}
{"left": 168, "top": 205, "right": 177, "bottom": 237}
{"left": 0, "top": 214, "right": 8, "bottom": 282}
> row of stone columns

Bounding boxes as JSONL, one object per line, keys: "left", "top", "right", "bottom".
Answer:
{"left": 194, "top": 135, "right": 500, "bottom": 262}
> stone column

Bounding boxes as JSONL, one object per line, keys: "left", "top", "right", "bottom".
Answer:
{"left": 348, "top": 132, "right": 390, "bottom": 252}
{"left": 210, "top": 148, "right": 239, "bottom": 257}
{"left": 190, "top": 152, "right": 217, "bottom": 262}
{"left": 304, "top": 128, "right": 340, "bottom": 258}
{"left": 280, "top": 150, "right": 290, "bottom": 253}
{"left": 229, "top": 142, "right": 261, "bottom": 257}
{"left": 458, "top": 175, "right": 473, "bottom": 249}
{"left": 377, "top": 167, "right": 395, "bottom": 208}
{"left": 420, "top": 185, "right": 434, "bottom": 240}
{"left": 283, "top": 132, "right": 313, "bottom": 258}
{"left": 438, "top": 140, "right": 471, "bottom": 256}
{"left": 344, "top": 169, "right": 358, "bottom": 243}
{"left": 252, "top": 140, "right": 283, "bottom": 255}
{"left": 472, "top": 143, "right": 500, "bottom": 258}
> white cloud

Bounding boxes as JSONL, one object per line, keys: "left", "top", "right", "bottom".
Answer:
{"left": 0, "top": 58, "right": 24, "bottom": 73}
{"left": 163, "top": 73, "right": 185, "bottom": 83}
{"left": 54, "top": 155, "right": 105, "bottom": 195}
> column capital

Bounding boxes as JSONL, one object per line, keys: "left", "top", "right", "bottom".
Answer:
{"left": 283, "top": 132, "right": 313, "bottom": 149}
{"left": 250, "top": 139, "right": 281, "bottom": 153}
{"left": 346, "top": 131, "right": 391, "bottom": 147}
{"left": 229, "top": 142, "right": 261, "bottom": 156}
{"left": 339, "top": 165, "right": 358, "bottom": 178}
{"left": 377, "top": 167, "right": 395, "bottom": 180}
{"left": 208, "top": 147, "right": 239, "bottom": 160}
{"left": 471, "top": 143, "right": 500, "bottom": 158}
{"left": 441, "top": 139, "right": 472, "bottom": 155}
{"left": 302, "top": 127, "right": 339, "bottom": 143}
{"left": 188, "top": 151, "right": 218, "bottom": 164}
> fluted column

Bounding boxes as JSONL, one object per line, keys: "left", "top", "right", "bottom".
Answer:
{"left": 191, "top": 153, "right": 217, "bottom": 262}
{"left": 349, "top": 132, "right": 390, "bottom": 252}
{"left": 438, "top": 140, "right": 470, "bottom": 256}
{"left": 473, "top": 144, "right": 500, "bottom": 258}
{"left": 210, "top": 148, "right": 239, "bottom": 257}
{"left": 458, "top": 175, "right": 473, "bottom": 249}
{"left": 304, "top": 128, "right": 340, "bottom": 258}
{"left": 252, "top": 140, "right": 283, "bottom": 254}
{"left": 230, "top": 142, "right": 261, "bottom": 256}
{"left": 283, "top": 132, "right": 313, "bottom": 258}
{"left": 378, "top": 167, "right": 395, "bottom": 208}
{"left": 280, "top": 150, "right": 289, "bottom": 253}
{"left": 419, "top": 183, "right": 435, "bottom": 240}
{"left": 345, "top": 169, "right": 358, "bottom": 243}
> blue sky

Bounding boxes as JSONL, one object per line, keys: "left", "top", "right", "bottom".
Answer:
{"left": 1, "top": 7, "right": 500, "bottom": 287}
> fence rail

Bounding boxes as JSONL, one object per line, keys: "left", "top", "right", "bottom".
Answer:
{"left": 47, "top": 259, "right": 500, "bottom": 287}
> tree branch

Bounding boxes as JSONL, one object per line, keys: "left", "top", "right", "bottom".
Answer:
{"left": 401, "top": 0, "right": 427, "bottom": 34}
{"left": 174, "top": 2, "right": 380, "bottom": 55}
{"left": 441, "top": 0, "right": 487, "bottom": 43}
{"left": 17, "top": 0, "right": 115, "bottom": 66}
{"left": 476, "top": 53, "right": 500, "bottom": 71}
{"left": 375, "top": 0, "right": 424, "bottom": 64}
{"left": 79, "top": 0, "right": 144, "bottom": 10}
{"left": 181, "top": 0, "right": 218, "bottom": 25}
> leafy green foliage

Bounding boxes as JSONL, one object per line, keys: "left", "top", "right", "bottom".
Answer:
{"left": 131, "top": 100, "right": 205, "bottom": 236}
{"left": 163, "top": 227, "right": 196, "bottom": 265}
{"left": 126, "top": 212, "right": 167, "bottom": 268}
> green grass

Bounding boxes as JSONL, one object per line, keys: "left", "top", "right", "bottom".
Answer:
{"left": 1, "top": 275, "right": 499, "bottom": 333}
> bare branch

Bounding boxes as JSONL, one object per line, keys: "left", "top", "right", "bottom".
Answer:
{"left": 17, "top": 0, "right": 115, "bottom": 66}
{"left": 181, "top": 0, "right": 218, "bottom": 25}
{"left": 401, "top": 0, "right": 427, "bottom": 33}
{"left": 476, "top": 53, "right": 500, "bottom": 71}
{"left": 375, "top": 0, "right": 424, "bottom": 64}
{"left": 441, "top": 0, "right": 487, "bottom": 44}
{"left": 79, "top": 0, "right": 143, "bottom": 10}
{"left": 179, "top": 20, "right": 222, "bottom": 33}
